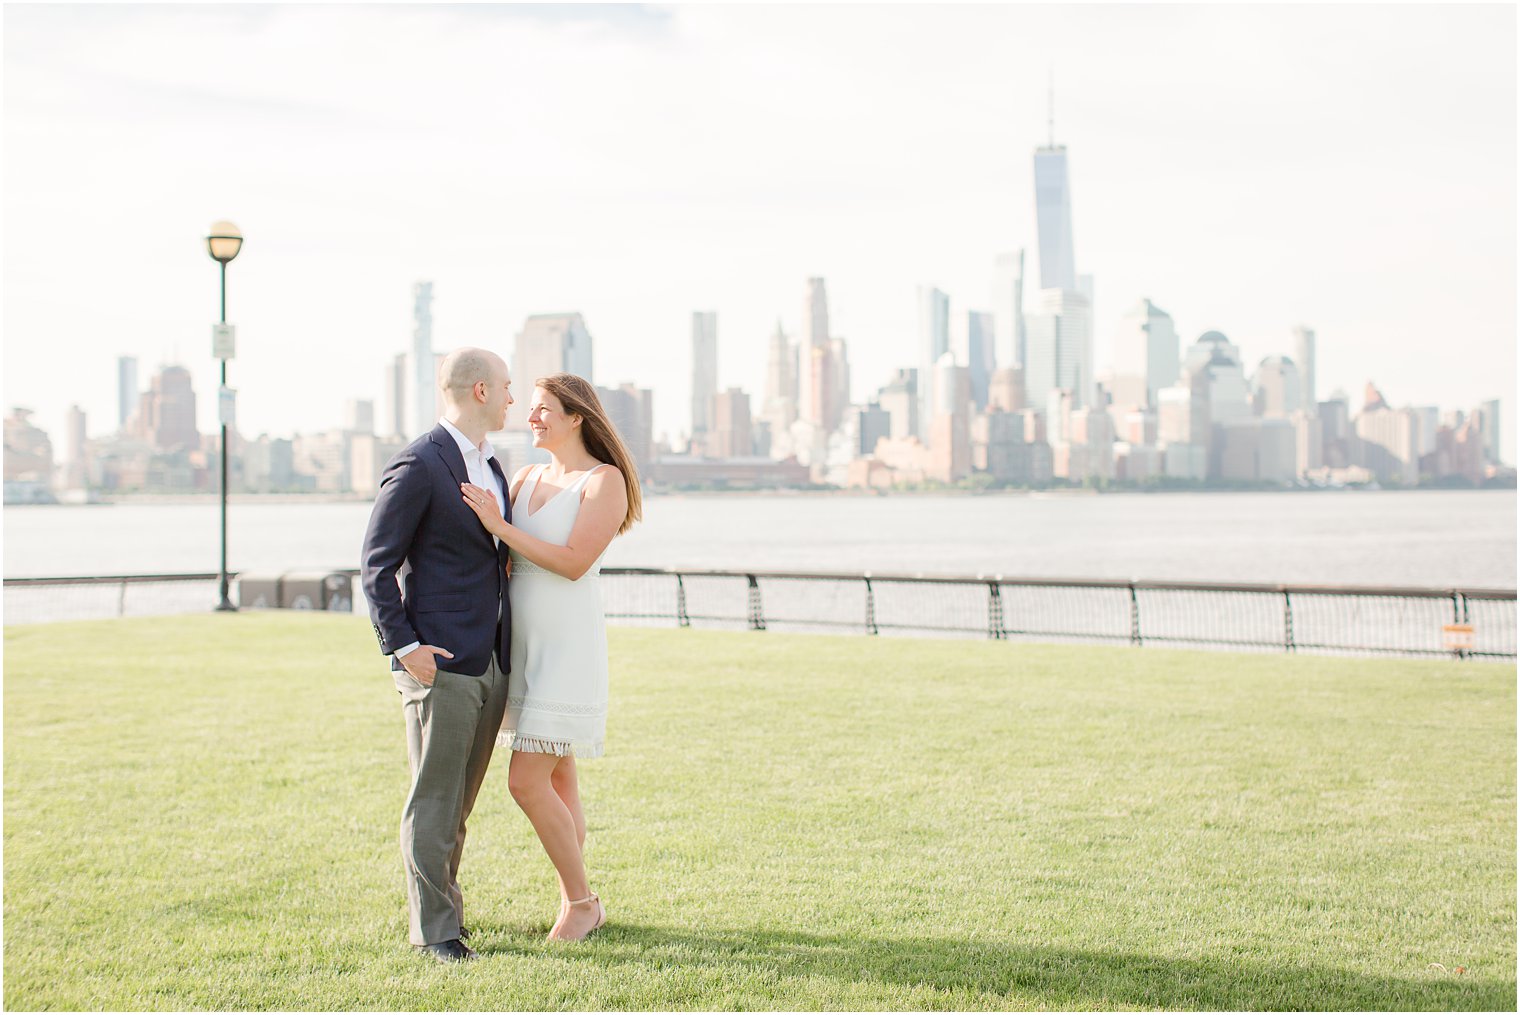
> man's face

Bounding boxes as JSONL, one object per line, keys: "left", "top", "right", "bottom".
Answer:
{"left": 484, "top": 360, "right": 514, "bottom": 431}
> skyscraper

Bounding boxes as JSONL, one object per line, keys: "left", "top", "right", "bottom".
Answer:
{"left": 965, "top": 310, "right": 995, "bottom": 412}
{"left": 597, "top": 382, "right": 655, "bottom": 472}
{"left": 1110, "top": 299, "right": 1180, "bottom": 409}
{"left": 991, "top": 250, "right": 1026, "bottom": 368}
{"left": 798, "top": 278, "right": 830, "bottom": 429}
{"left": 513, "top": 313, "right": 595, "bottom": 392}
{"left": 1185, "top": 331, "right": 1253, "bottom": 423}
{"left": 763, "top": 320, "right": 795, "bottom": 416}
{"left": 64, "top": 404, "right": 88, "bottom": 489}
{"left": 409, "top": 282, "right": 436, "bottom": 437}
{"left": 344, "top": 399, "right": 375, "bottom": 435}
{"left": 116, "top": 356, "right": 138, "bottom": 430}
{"left": 917, "top": 285, "right": 949, "bottom": 439}
{"left": 1293, "top": 325, "right": 1317, "bottom": 414}
{"left": 1252, "top": 356, "right": 1302, "bottom": 418}
{"left": 143, "top": 365, "right": 199, "bottom": 452}
{"left": 876, "top": 368, "right": 917, "bottom": 441}
{"left": 1023, "top": 289, "right": 1093, "bottom": 411}
{"left": 827, "top": 336, "right": 851, "bottom": 431}
{"left": 1033, "top": 144, "right": 1077, "bottom": 292}
{"left": 1029, "top": 90, "right": 1095, "bottom": 413}
{"left": 710, "top": 388, "right": 753, "bottom": 458}
{"left": 384, "top": 352, "right": 407, "bottom": 439}
{"left": 929, "top": 351, "right": 971, "bottom": 483}
{"left": 691, "top": 311, "right": 718, "bottom": 440}
{"left": 1477, "top": 398, "right": 1502, "bottom": 464}
{"left": 761, "top": 320, "right": 797, "bottom": 452}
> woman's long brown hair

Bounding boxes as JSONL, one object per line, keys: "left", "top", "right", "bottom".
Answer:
{"left": 536, "top": 373, "right": 644, "bottom": 535}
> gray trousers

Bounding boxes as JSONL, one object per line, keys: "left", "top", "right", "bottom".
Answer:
{"left": 394, "top": 652, "right": 508, "bottom": 946}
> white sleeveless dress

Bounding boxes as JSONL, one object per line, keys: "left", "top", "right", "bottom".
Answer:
{"left": 499, "top": 463, "right": 611, "bottom": 758}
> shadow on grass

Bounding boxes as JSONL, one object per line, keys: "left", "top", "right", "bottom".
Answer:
{"left": 481, "top": 922, "right": 1509, "bottom": 1011}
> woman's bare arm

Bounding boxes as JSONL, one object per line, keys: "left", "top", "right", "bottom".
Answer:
{"left": 462, "top": 466, "right": 627, "bottom": 581}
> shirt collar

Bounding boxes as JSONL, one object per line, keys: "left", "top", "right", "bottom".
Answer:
{"left": 439, "top": 417, "right": 496, "bottom": 463}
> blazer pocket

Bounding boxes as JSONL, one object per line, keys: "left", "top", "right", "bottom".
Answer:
{"left": 413, "top": 592, "right": 471, "bottom": 614}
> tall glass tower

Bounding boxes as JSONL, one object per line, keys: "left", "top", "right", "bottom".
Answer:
{"left": 1033, "top": 145, "right": 1077, "bottom": 293}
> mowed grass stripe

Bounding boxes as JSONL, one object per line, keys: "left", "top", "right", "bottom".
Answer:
{"left": 3, "top": 613, "right": 1513, "bottom": 1010}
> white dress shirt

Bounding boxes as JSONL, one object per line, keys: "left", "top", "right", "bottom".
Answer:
{"left": 394, "top": 418, "right": 507, "bottom": 663}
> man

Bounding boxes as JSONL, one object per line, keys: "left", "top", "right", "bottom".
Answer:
{"left": 361, "top": 348, "right": 514, "bottom": 963}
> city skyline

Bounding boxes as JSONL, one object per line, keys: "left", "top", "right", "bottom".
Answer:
{"left": 4, "top": 5, "right": 1515, "bottom": 461}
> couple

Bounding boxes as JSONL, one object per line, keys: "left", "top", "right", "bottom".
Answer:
{"left": 360, "top": 348, "right": 642, "bottom": 962}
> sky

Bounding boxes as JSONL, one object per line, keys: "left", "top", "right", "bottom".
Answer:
{"left": 4, "top": 3, "right": 1516, "bottom": 462}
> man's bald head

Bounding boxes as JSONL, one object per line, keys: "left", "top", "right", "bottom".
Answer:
{"left": 438, "top": 348, "right": 507, "bottom": 408}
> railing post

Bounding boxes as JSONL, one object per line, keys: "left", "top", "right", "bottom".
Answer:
{"left": 1128, "top": 583, "right": 1142, "bottom": 646}
{"left": 675, "top": 574, "right": 690, "bottom": 628}
{"left": 118, "top": 580, "right": 128, "bottom": 617}
{"left": 746, "top": 574, "right": 766, "bottom": 631}
{"left": 987, "top": 582, "right": 1006, "bottom": 640}
{"left": 1458, "top": 592, "right": 1470, "bottom": 661}
{"left": 1283, "top": 590, "right": 1295, "bottom": 653}
{"left": 863, "top": 577, "right": 878, "bottom": 636}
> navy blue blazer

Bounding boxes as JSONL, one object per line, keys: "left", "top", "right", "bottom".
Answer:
{"left": 361, "top": 424, "right": 511, "bottom": 676}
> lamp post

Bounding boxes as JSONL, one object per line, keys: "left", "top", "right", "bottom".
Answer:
{"left": 206, "top": 220, "right": 243, "bottom": 612}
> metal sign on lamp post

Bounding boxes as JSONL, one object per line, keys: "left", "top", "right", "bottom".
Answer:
{"left": 206, "top": 220, "right": 243, "bottom": 612}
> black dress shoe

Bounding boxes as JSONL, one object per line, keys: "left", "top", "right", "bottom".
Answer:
{"left": 418, "top": 939, "right": 476, "bottom": 963}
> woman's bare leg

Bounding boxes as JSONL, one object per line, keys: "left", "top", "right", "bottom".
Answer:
{"left": 509, "top": 751, "right": 589, "bottom": 897}
{"left": 508, "top": 751, "right": 603, "bottom": 939}
{"left": 549, "top": 757, "right": 586, "bottom": 923}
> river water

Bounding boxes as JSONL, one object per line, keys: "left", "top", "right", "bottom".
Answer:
{"left": 4, "top": 490, "right": 1514, "bottom": 588}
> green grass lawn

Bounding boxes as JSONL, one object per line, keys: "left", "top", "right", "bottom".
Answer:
{"left": 4, "top": 613, "right": 1514, "bottom": 1011}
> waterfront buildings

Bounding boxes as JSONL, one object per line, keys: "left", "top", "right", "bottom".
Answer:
{"left": 1355, "top": 384, "right": 1422, "bottom": 486}
{"left": 4, "top": 408, "right": 55, "bottom": 502}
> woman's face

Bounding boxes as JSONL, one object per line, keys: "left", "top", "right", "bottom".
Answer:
{"left": 527, "top": 387, "right": 579, "bottom": 450}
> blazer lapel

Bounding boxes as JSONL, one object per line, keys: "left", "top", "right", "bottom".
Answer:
{"left": 487, "top": 454, "right": 511, "bottom": 570}
{"left": 428, "top": 425, "right": 470, "bottom": 490}
{"left": 487, "top": 455, "right": 510, "bottom": 522}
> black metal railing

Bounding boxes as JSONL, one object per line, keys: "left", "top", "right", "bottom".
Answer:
{"left": 2, "top": 572, "right": 231, "bottom": 626}
{"left": 4, "top": 568, "right": 1515, "bottom": 660}
{"left": 595, "top": 568, "right": 1516, "bottom": 661}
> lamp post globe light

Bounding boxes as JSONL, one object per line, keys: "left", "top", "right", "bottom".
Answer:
{"left": 206, "top": 220, "right": 242, "bottom": 612}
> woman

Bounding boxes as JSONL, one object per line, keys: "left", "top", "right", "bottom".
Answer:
{"left": 460, "top": 372, "right": 642, "bottom": 942}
